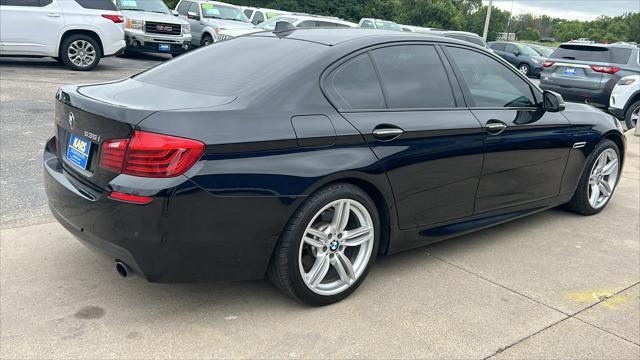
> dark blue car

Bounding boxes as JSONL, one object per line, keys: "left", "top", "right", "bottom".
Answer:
{"left": 44, "top": 28, "right": 626, "bottom": 305}
{"left": 488, "top": 41, "right": 547, "bottom": 77}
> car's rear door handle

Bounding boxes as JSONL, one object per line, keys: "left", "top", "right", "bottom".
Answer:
{"left": 372, "top": 126, "right": 404, "bottom": 141}
{"left": 47, "top": 12, "right": 61, "bottom": 17}
{"left": 485, "top": 120, "right": 508, "bottom": 135}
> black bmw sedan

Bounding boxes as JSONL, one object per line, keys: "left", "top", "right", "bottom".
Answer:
{"left": 44, "top": 28, "right": 626, "bottom": 305}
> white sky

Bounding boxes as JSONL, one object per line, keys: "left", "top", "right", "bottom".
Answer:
{"left": 482, "top": 0, "right": 640, "bottom": 20}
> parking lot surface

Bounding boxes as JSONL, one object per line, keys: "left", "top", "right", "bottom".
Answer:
{"left": 1, "top": 56, "right": 638, "bottom": 359}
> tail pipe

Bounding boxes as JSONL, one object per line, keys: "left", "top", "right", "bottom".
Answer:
{"left": 115, "top": 260, "right": 132, "bottom": 278}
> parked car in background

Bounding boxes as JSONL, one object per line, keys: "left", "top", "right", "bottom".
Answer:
{"left": 174, "top": 0, "right": 253, "bottom": 46}
{"left": 488, "top": 41, "right": 546, "bottom": 77}
{"left": 114, "top": 0, "right": 191, "bottom": 57}
{"left": 0, "top": 0, "right": 125, "bottom": 71}
{"left": 400, "top": 25, "right": 443, "bottom": 33}
{"left": 45, "top": 28, "right": 625, "bottom": 306}
{"left": 358, "top": 18, "right": 403, "bottom": 32}
{"left": 430, "top": 30, "right": 488, "bottom": 49}
{"left": 242, "top": 6, "right": 289, "bottom": 25}
{"left": 217, "top": 13, "right": 356, "bottom": 40}
{"left": 540, "top": 43, "right": 640, "bottom": 109}
{"left": 609, "top": 75, "right": 640, "bottom": 129}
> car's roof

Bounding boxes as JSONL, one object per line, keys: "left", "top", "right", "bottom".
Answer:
{"left": 249, "top": 28, "right": 480, "bottom": 47}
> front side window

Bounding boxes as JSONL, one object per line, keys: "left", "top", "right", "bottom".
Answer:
{"left": 490, "top": 43, "right": 506, "bottom": 51}
{"left": 325, "top": 54, "right": 386, "bottom": 110}
{"left": 447, "top": 47, "right": 536, "bottom": 108}
{"left": 176, "top": 0, "right": 190, "bottom": 15}
{"left": 258, "top": 16, "right": 296, "bottom": 31}
{"left": 74, "top": 0, "right": 118, "bottom": 10}
{"left": 187, "top": 1, "right": 198, "bottom": 15}
{"left": 201, "top": 3, "right": 249, "bottom": 22}
{"left": 251, "top": 11, "right": 264, "bottom": 25}
{"left": 371, "top": 45, "right": 456, "bottom": 109}
{"left": 243, "top": 9, "right": 253, "bottom": 19}
{"left": 516, "top": 44, "right": 540, "bottom": 56}
{"left": 360, "top": 20, "right": 374, "bottom": 29}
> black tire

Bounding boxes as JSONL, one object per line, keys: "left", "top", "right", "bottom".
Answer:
{"left": 60, "top": 34, "right": 101, "bottom": 71}
{"left": 268, "top": 183, "right": 380, "bottom": 306}
{"left": 565, "top": 139, "right": 620, "bottom": 215}
{"left": 201, "top": 35, "right": 213, "bottom": 47}
{"left": 518, "top": 63, "right": 530, "bottom": 77}
{"left": 624, "top": 100, "right": 639, "bottom": 130}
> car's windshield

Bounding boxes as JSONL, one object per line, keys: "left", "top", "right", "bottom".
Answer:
{"left": 201, "top": 3, "right": 250, "bottom": 22}
{"left": 516, "top": 44, "right": 540, "bottom": 56}
{"left": 258, "top": 16, "right": 296, "bottom": 30}
{"left": 375, "top": 19, "right": 402, "bottom": 31}
{"left": 116, "top": 0, "right": 169, "bottom": 14}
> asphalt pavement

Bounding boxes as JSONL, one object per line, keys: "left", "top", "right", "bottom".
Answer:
{"left": 0, "top": 55, "right": 638, "bottom": 359}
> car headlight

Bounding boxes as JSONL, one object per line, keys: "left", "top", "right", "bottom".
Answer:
{"left": 126, "top": 19, "right": 143, "bottom": 30}
{"left": 182, "top": 23, "right": 191, "bottom": 34}
{"left": 617, "top": 78, "right": 636, "bottom": 86}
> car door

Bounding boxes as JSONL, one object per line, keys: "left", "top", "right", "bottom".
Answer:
{"left": 0, "top": 0, "right": 63, "bottom": 56}
{"left": 324, "top": 44, "right": 484, "bottom": 229}
{"left": 444, "top": 45, "right": 573, "bottom": 213}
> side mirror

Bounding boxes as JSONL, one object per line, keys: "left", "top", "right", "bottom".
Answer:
{"left": 187, "top": 11, "right": 200, "bottom": 20}
{"left": 172, "top": 10, "right": 178, "bottom": 16}
{"left": 543, "top": 90, "right": 565, "bottom": 112}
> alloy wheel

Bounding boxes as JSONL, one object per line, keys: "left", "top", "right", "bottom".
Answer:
{"left": 67, "top": 40, "right": 96, "bottom": 68}
{"left": 631, "top": 106, "right": 639, "bottom": 128}
{"left": 588, "top": 148, "right": 619, "bottom": 209}
{"left": 518, "top": 64, "right": 529, "bottom": 75}
{"left": 298, "top": 199, "right": 374, "bottom": 296}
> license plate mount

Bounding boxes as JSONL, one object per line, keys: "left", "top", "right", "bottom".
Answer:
{"left": 66, "top": 134, "right": 92, "bottom": 170}
{"left": 159, "top": 44, "right": 171, "bottom": 52}
{"left": 563, "top": 67, "right": 577, "bottom": 76}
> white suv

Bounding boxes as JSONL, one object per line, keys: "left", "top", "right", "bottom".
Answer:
{"left": 241, "top": 6, "right": 289, "bottom": 26}
{"left": 0, "top": 0, "right": 125, "bottom": 71}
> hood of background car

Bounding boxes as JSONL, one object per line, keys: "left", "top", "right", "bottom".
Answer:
{"left": 121, "top": 10, "right": 189, "bottom": 25}
{"left": 204, "top": 18, "right": 254, "bottom": 30}
{"left": 218, "top": 28, "right": 262, "bottom": 37}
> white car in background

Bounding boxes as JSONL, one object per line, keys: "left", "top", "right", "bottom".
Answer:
{"left": 115, "top": 0, "right": 191, "bottom": 57}
{"left": 0, "top": 0, "right": 125, "bottom": 71}
{"left": 358, "top": 18, "right": 403, "bottom": 32}
{"left": 242, "top": 6, "right": 289, "bottom": 25}
{"left": 217, "top": 13, "right": 357, "bottom": 40}
{"left": 610, "top": 74, "right": 640, "bottom": 129}
{"left": 174, "top": 0, "right": 254, "bottom": 46}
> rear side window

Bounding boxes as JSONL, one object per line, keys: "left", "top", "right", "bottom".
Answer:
{"left": 74, "top": 0, "right": 118, "bottom": 10}
{"left": 490, "top": 43, "right": 506, "bottom": 51}
{"left": 297, "top": 21, "right": 316, "bottom": 28}
{"left": 317, "top": 21, "right": 339, "bottom": 27}
{"left": 176, "top": 1, "right": 191, "bottom": 15}
{"left": 371, "top": 45, "right": 456, "bottom": 109}
{"left": 464, "top": 36, "right": 485, "bottom": 47}
{"left": 325, "top": 54, "right": 386, "bottom": 110}
{"left": 448, "top": 47, "right": 536, "bottom": 108}
{"left": 550, "top": 45, "right": 631, "bottom": 64}
{"left": 360, "top": 20, "right": 374, "bottom": 29}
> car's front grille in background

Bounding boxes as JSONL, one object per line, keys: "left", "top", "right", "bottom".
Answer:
{"left": 145, "top": 21, "right": 181, "bottom": 36}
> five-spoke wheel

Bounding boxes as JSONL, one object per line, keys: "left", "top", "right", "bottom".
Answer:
{"left": 269, "top": 184, "right": 379, "bottom": 306}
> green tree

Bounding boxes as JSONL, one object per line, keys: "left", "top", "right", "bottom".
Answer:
{"left": 517, "top": 27, "right": 540, "bottom": 41}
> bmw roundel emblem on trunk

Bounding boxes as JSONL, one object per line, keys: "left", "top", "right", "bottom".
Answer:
{"left": 68, "top": 112, "right": 74, "bottom": 129}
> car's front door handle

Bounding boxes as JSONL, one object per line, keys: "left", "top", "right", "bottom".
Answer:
{"left": 485, "top": 120, "right": 508, "bottom": 135}
{"left": 372, "top": 126, "right": 404, "bottom": 140}
{"left": 47, "top": 12, "right": 61, "bottom": 17}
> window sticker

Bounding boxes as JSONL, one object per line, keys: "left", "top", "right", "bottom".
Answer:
{"left": 201, "top": 3, "right": 220, "bottom": 16}
{"left": 120, "top": 0, "right": 137, "bottom": 7}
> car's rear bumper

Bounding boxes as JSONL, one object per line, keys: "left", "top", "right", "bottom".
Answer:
{"left": 43, "top": 137, "right": 290, "bottom": 283}
{"left": 539, "top": 83, "right": 610, "bottom": 108}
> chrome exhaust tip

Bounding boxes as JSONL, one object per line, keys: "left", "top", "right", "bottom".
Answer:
{"left": 115, "top": 260, "right": 131, "bottom": 278}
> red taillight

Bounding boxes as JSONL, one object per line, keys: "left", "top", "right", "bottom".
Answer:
{"left": 109, "top": 192, "right": 153, "bottom": 205}
{"left": 100, "top": 138, "right": 129, "bottom": 172}
{"left": 590, "top": 65, "right": 620, "bottom": 74}
{"left": 99, "top": 131, "right": 205, "bottom": 178}
{"left": 102, "top": 14, "right": 124, "bottom": 23}
{"left": 543, "top": 61, "right": 555, "bottom": 68}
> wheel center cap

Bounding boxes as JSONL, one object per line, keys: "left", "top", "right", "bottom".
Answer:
{"left": 329, "top": 240, "right": 340, "bottom": 251}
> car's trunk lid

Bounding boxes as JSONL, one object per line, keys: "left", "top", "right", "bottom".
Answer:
{"left": 55, "top": 81, "right": 236, "bottom": 191}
